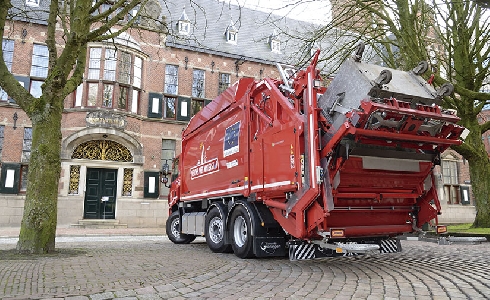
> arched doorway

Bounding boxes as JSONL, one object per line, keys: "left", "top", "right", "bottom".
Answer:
{"left": 71, "top": 139, "right": 133, "bottom": 219}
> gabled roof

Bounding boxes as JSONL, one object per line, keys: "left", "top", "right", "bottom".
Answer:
{"left": 162, "top": 0, "right": 322, "bottom": 66}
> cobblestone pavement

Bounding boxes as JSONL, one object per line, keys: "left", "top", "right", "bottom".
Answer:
{"left": 1, "top": 234, "right": 489, "bottom": 300}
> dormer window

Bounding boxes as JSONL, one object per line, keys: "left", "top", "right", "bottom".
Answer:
{"left": 269, "top": 30, "right": 281, "bottom": 53}
{"left": 26, "top": 0, "right": 39, "bottom": 7}
{"left": 178, "top": 7, "right": 191, "bottom": 35}
{"left": 225, "top": 20, "right": 238, "bottom": 44}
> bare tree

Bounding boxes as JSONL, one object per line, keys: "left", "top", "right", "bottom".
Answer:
{"left": 301, "top": 0, "right": 490, "bottom": 227}
{"left": 0, "top": 0, "right": 157, "bottom": 253}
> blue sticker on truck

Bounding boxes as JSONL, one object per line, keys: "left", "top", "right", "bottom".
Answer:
{"left": 224, "top": 121, "right": 240, "bottom": 157}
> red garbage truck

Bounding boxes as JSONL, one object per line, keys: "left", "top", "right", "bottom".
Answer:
{"left": 162, "top": 46, "right": 464, "bottom": 259}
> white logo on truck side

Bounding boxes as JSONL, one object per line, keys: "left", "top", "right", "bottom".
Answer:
{"left": 191, "top": 157, "right": 219, "bottom": 180}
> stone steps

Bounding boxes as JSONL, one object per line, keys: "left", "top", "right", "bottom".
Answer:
{"left": 71, "top": 219, "right": 128, "bottom": 229}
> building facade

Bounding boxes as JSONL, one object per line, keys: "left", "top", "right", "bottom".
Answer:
{"left": 0, "top": 0, "right": 307, "bottom": 228}
{"left": 0, "top": 0, "right": 477, "bottom": 228}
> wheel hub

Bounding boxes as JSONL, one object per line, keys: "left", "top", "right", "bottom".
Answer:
{"left": 209, "top": 217, "right": 224, "bottom": 244}
{"left": 233, "top": 216, "right": 247, "bottom": 247}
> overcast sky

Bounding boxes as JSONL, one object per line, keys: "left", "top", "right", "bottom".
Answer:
{"left": 220, "top": 0, "right": 332, "bottom": 24}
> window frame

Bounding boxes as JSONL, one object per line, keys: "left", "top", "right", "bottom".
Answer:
{"left": 102, "top": 83, "right": 114, "bottom": 108}
{"left": 218, "top": 73, "right": 231, "bottom": 95}
{"left": 192, "top": 69, "right": 205, "bottom": 98}
{"left": 2, "top": 39, "right": 14, "bottom": 72}
{"left": 83, "top": 47, "right": 143, "bottom": 111}
{"left": 22, "top": 127, "right": 33, "bottom": 163}
{"left": 191, "top": 98, "right": 205, "bottom": 116}
{"left": 30, "top": 44, "right": 49, "bottom": 78}
{"left": 88, "top": 47, "right": 102, "bottom": 80}
{"left": 163, "top": 96, "right": 176, "bottom": 119}
{"left": 164, "top": 64, "right": 179, "bottom": 95}
{"left": 118, "top": 51, "right": 132, "bottom": 84}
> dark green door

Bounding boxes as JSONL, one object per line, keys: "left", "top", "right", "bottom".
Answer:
{"left": 84, "top": 168, "right": 117, "bottom": 219}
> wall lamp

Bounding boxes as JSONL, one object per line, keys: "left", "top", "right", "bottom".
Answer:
{"left": 13, "top": 112, "right": 18, "bottom": 130}
{"left": 21, "top": 28, "right": 27, "bottom": 43}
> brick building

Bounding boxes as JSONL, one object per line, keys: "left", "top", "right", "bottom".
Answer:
{"left": 0, "top": 0, "right": 476, "bottom": 228}
{"left": 0, "top": 0, "right": 317, "bottom": 228}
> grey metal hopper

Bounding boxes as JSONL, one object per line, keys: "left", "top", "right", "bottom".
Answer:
{"left": 318, "top": 58, "right": 444, "bottom": 127}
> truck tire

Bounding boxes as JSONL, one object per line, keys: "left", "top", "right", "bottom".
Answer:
{"left": 229, "top": 205, "right": 255, "bottom": 258}
{"left": 166, "top": 211, "right": 196, "bottom": 244}
{"left": 205, "top": 207, "right": 232, "bottom": 253}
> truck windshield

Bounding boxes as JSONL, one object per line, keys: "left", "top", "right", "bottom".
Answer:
{"left": 171, "top": 156, "right": 179, "bottom": 181}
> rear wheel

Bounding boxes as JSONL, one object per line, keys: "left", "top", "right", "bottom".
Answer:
{"left": 229, "top": 205, "right": 254, "bottom": 258}
{"left": 166, "top": 211, "right": 196, "bottom": 244}
{"left": 205, "top": 207, "right": 232, "bottom": 253}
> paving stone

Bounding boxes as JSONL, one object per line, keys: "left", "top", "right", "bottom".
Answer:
{"left": 0, "top": 236, "right": 489, "bottom": 300}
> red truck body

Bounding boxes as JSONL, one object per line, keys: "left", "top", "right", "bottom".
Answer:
{"left": 165, "top": 48, "right": 464, "bottom": 259}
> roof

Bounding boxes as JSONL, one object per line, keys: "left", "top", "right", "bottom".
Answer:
{"left": 8, "top": 0, "right": 50, "bottom": 25}
{"left": 161, "top": 0, "right": 322, "bottom": 66}
{"left": 6, "top": 0, "right": 350, "bottom": 71}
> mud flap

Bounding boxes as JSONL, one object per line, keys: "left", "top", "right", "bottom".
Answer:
{"left": 253, "top": 236, "right": 287, "bottom": 257}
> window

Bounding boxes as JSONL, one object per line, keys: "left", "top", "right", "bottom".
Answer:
{"left": 0, "top": 88, "right": 7, "bottom": 101}
{"left": 87, "top": 83, "right": 98, "bottom": 106}
{"left": 74, "top": 83, "right": 83, "bottom": 107}
{"left": 164, "top": 96, "right": 176, "bottom": 119}
{"left": 88, "top": 48, "right": 102, "bottom": 79}
{"left": 442, "top": 159, "right": 460, "bottom": 204}
{"left": 0, "top": 125, "right": 4, "bottom": 159}
{"left": 191, "top": 99, "right": 205, "bottom": 116}
{"left": 118, "top": 86, "right": 128, "bottom": 109}
{"left": 164, "top": 65, "right": 178, "bottom": 94}
{"left": 119, "top": 52, "right": 131, "bottom": 84}
{"left": 133, "top": 57, "right": 142, "bottom": 88}
{"left": 270, "top": 30, "right": 281, "bottom": 53}
{"left": 102, "top": 84, "right": 114, "bottom": 107}
{"left": 1, "top": 39, "right": 14, "bottom": 101}
{"left": 131, "top": 89, "right": 139, "bottom": 113}
{"left": 22, "top": 127, "right": 32, "bottom": 163}
{"left": 192, "top": 69, "right": 205, "bottom": 98}
{"left": 226, "top": 21, "right": 238, "bottom": 44}
{"left": 179, "top": 20, "right": 191, "bottom": 35}
{"left": 218, "top": 73, "right": 231, "bottom": 94}
{"left": 84, "top": 46, "right": 142, "bottom": 111}
{"left": 161, "top": 139, "right": 176, "bottom": 196}
{"left": 122, "top": 168, "right": 133, "bottom": 196}
{"left": 271, "top": 40, "right": 281, "bottom": 53}
{"left": 2, "top": 39, "right": 14, "bottom": 72}
{"left": 103, "top": 49, "right": 117, "bottom": 81}
{"left": 30, "top": 44, "right": 49, "bottom": 78}
{"left": 20, "top": 165, "right": 28, "bottom": 192}
{"left": 178, "top": 8, "right": 191, "bottom": 35}
{"left": 25, "top": 0, "right": 39, "bottom": 7}
{"left": 442, "top": 160, "right": 458, "bottom": 185}
{"left": 227, "top": 31, "right": 237, "bottom": 43}
{"left": 30, "top": 80, "right": 44, "bottom": 98}
{"left": 69, "top": 165, "right": 80, "bottom": 195}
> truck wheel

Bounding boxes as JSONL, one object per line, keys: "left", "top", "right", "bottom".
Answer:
{"left": 166, "top": 211, "right": 196, "bottom": 244}
{"left": 229, "top": 205, "right": 255, "bottom": 258}
{"left": 205, "top": 207, "right": 232, "bottom": 253}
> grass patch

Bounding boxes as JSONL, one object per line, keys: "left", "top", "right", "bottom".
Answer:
{"left": 447, "top": 223, "right": 490, "bottom": 234}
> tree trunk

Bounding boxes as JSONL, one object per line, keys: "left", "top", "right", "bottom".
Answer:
{"left": 469, "top": 153, "right": 490, "bottom": 228}
{"left": 17, "top": 95, "right": 62, "bottom": 254}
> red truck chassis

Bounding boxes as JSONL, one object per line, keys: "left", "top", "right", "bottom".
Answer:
{"left": 164, "top": 48, "right": 464, "bottom": 259}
